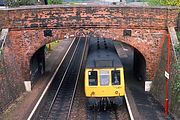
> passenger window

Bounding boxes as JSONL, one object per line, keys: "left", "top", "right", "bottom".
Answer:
{"left": 111, "top": 70, "right": 120, "bottom": 85}
{"left": 100, "top": 70, "right": 109, "bottom": 86}
{"left": 88, "top": 71, "right": 98, "bottom": 86}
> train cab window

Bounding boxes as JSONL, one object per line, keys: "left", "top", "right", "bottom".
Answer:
{"left": 88, "top": 71, "right": 98, "bottom": 86}
{"left": 100, "top": 70, "right": 109, "bottom": 86}
{"left": 111, "top": 70, "right": 120, "bottom": 85}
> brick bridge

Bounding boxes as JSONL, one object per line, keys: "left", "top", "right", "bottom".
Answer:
{"left": 0, "top": 5, "right": 178, "bottom": 103}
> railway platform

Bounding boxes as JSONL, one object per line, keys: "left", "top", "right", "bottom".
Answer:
{"left": 125, "top": 73, "right": 171, "bottom": 120}
{"left": 0, "top": 38, "right": 74, "bottom": 120}
{"left": 114, "top": 41, "right": 171, "bottom": 120}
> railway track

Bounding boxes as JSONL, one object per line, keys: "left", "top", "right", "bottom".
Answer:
{"left": 29, "top": 37, "right": 132, "bottom": 120}
{"left": 31, "top": 37, "right": 87, "bottom": 120}
{"left": 69, "top": 78, "right": 130, "bottom": 120}
{"left": 88, "top": 102, "right": 129, "bottom": 120}
{"left": 66, "top": 38, "right": 131, "bottom": 120}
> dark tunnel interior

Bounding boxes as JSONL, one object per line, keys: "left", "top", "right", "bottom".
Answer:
{"left": 115, "top": 41, "right": 146, "bottom": 88}
{"left": 133, "top": 49, "right": 146, "bottom": 80}
{"left": 30, "top": 45, "right": 45, "bottom": 83}
{"left": 133, "top": 48, "right": 146, "bottom": 87}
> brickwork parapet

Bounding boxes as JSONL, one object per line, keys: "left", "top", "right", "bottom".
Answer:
{"left": 0, "top": 5, "right": 178, "bottom": 30}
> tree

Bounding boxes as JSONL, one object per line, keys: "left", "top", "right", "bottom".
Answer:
{"left": 146, "top": 0, "right": 180, "bottom": 32}
{"left": 146, "top": 0, "right": 180, "bottom": 6}
{"left": 47, "top": 0, "right": 63, "bottom": 4}
{"left": 5, "top": 0, "right": 37, "bottom": 7}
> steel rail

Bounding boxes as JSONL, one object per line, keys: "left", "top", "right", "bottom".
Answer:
{"left": 27, "top": 37, "right": 76, "bottom": 120}
{"left": 93, "top": 108, "right": 97, "bottom": 120}
{"left": 113, "top": 105, "right": 119, "bottom": 120}
{"left": 66, "top": 37, "right": 88, "bottom": 120}
{"left": 124, "top": 92, "right": 134, "bottom": 120}
{"left": 45, "top": 37, "right": 81, "bottom": 119}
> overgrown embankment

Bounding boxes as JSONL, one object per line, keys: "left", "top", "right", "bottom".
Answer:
{"left": 169, "top": 32, "right": 180, "bottom": 118}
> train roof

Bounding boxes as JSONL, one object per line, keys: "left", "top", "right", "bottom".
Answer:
{"left": 86, "top": 37, "right": 123, "bottom": 68}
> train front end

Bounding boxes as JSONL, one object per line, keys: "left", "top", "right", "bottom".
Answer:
{"left": 85, "top": 67, "right": 125, "bottom": 107}
{"left": 84, "top": 38, "right": 125, "bottom": 108}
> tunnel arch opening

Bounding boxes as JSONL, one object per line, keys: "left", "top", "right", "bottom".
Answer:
{"left": 113, "top": 40, "right": 146, "bottom": 88}
{"left": 30, "top": 45, "right": 46, "bottom": 84}
{"left": 134, "top": 47, "right": 146, "bottom": 80}
{"left": 29, "top": 39, "right": 66, "bottom": 86}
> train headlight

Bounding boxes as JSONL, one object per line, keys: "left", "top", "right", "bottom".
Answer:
{"left": 115, "top": 91, "right": 118, "bottom": 94}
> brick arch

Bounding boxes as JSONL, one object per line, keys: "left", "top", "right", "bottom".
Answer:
{"left": 8, "top": 28, "right": 166, "bottom": 81}
{"left": 0, "top": 5, "right": 178, "bottom": 112}
{"left": 79, "top": 28, "right": 166, "bottom": 80}
{"left": 116, "top": 40, "right": 147, "bottom": 80}
{"left": 8, "top": 29, "right": 63, "bottom": 81}
{"left": 1, "top": 5, "right": 177, "bottom": 83}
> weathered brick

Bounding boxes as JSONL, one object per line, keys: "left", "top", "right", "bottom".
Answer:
{"left": 0, "top": 5, "right": 178, "bottom": 30}
{"left": 0, "top": 5, "right": 179, "bottom": 113}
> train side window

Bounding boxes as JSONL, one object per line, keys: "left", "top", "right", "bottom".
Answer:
{"left": 100, "top": 70, "right": 109, "bottom": 86}
{"left": 88, "top": 71, "right": 98, "bottom": 86}
{"left": 111, "top": 70, "right": 120, "bottom": 85}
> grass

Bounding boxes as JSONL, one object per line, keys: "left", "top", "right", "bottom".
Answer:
{"left": 177, "top": 32, "right": 180, "bottom": 42}
{"left": 176, "top": 32, "right": 180, "bottom": 53}
{"left": 46, "top": 40, "right": 61, "bottom": 51}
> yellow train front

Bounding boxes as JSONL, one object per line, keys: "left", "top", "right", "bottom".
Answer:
{"left": 85, "top": 37, "right": 125, "bottom": 108}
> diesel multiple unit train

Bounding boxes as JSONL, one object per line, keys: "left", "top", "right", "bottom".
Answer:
{"left": 84, "top": 37, "right": 125, "bottom": 108}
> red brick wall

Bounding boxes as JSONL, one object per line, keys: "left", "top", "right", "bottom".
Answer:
{"left": 8, "top": 28, "right": 166, "bottom": 81}
{"left": 0, "top": 5, "right": 178, "bottom": 113}
{"left": 0, "top": 6, "right": 178, "bottom": 29}
{"left": 0, "top": 5, "right": 178, "bottom": 81}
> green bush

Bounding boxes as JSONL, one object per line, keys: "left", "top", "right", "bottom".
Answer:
{"left": 175, "top": 32, "right": 180, "bottom": 102}
{"left": 177, "top": 32, "right": 180, "bottom": 53}
{"left": 172, "top": 62, "right": 180, "bottom": 100}
{"left": 167, "top": 31, "right": 180, "bottom": 115}
{"left": 145, "top": 0, "right": 180, "bottom": 6}
{"left": 48, "top": 0, "right": 63, "bottom": 4}
{"left": 5, "top": 0, "right": 36, "bottom": 7}
{"left": 177, "top": 32, "right": 180, "bottom": 42}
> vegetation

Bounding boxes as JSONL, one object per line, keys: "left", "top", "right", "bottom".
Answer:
{"left": 145, "top": 0, "right": 180, "bottom": 6}
{"left": 46, "top": 40, "right": 60, "bottom": 51}
{"left": 177, "top": 32, "right": 180, "bottom": 40}
{"left": 177, "top": 32, "right": 180, "bottom": 53}
{"left": 172, "top": 10, "right": 180, "bottom": 116}
{"left": 5, "top": 0, "right": 37, "bottom": 7}
{"left": 4, "top": 0, "right": 63, "bottom": 7}
{"left": 170, "top": 25, "right": 180, "bottom": 116}
{"left": 47, "top": 0, "right": 63, "bottom": 4}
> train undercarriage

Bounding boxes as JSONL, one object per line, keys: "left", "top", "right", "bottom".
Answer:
{"left": 87, "top": 97, "right": 124, "bottom": 110}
